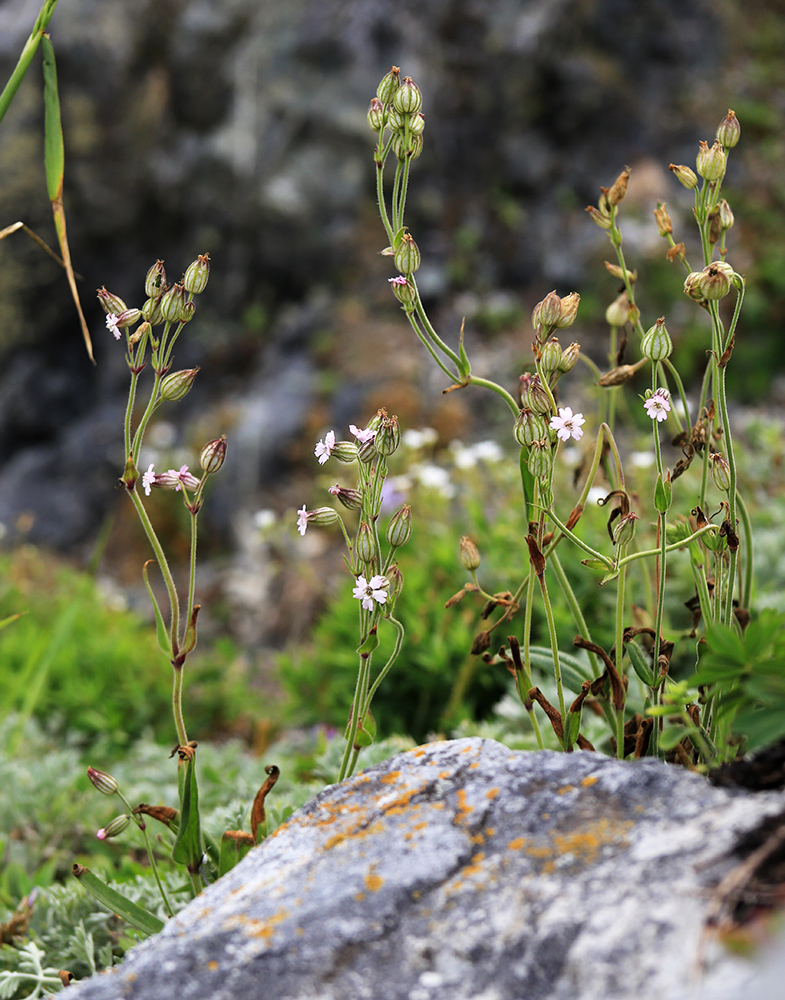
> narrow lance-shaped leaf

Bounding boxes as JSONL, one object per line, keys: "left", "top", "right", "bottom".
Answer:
{"left": 142, "top": 560, "right": 171, "bottom": 655}
{"left": 41, "top": 34, "right": 94, "bottom": 362}
{"left": 172, "top": 746, "right": 203, "bottom": 873}
{"left": 0, "top": 0, "right": 60, "bottom": 124}
{"left": 72, "top": 865, "right": 164, "bottom": 937}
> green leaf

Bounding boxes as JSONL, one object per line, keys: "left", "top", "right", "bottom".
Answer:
{"left": 72, "top": 864, "right": 164, "bottom": 937}
{"left": 363, "top": 708, "right": 377, "bottom": 739}
{"left": 457, "top": 319, "right": 471, "bottom": 380}
{"left": 627, "top": 640, "right": 655, "bottom": 687}
{"left": 658, "top": 725, "right": 694, "bottom": 751}
{"left": 357, "top": 630, "right": 380, "bottom": 655}
{"left": 353, "top": 725, "right": 374, "bottom": 747}
{"left": 0, "top": 0, "right": 60, "bottom": 125}
{"left": 527, "top": 646, "right": 592, "bottom": 694}
{"left": 172, "top": 751, "right": 203, "bottom": 871}
{"left": 218, "top": 832, "right": 253, "bottom": 878}
{"left": 566, "top": 708, "right": 582, "bottom": 747}
{"left": 581, "top": 559, "right": 611, "bottom": 571}
{"left": 653, "top": 473, "right": 672, "bottom": 514}
{"left": 600, "top": 568, "right": 620, "bottom": 586}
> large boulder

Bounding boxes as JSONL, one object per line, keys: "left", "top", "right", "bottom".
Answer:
{"left": 70, "top": 737, "right": 785, "bottom": 1000}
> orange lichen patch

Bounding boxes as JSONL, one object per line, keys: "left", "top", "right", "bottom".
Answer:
{"left": 485, "top": 827, "right": 496, "bottom": 837}
{"left": 551, "top": 819, "right": 632, "bottom": 865}
{"left": 410, "top": 747, "right": 427, "bottom": 757}
{"left": 323, "top": 818, "right": 385, "bottom": 850}
{"left": 412, "top": 889, "right": 421, "bottom": 900}
{"left": 355, "top": 892, "right": 366, "bottom": 902}
{"left": 461, "top": 746, "right": 477, "bottom": 754}
{"left": 525, "top": 844, "right": 553, "bottom": 859}
{"left": 207, "top": 961, "right": 219, "bottom": 972}
{"left": 581, "top": 775, "right": 599, "bottom": 787}
{"left": 225, "top": 908, "right": 289, "bottom": 941}
{"left": 471, "top": 832, "right": 485, "bottom": 845}
{"left": 557, "top": 785, "right": 576, "bottom": 795}
{"left": 469, "top": 762, "right": 479, "bottom": 769}
{"left": 507, "top": 837, "right": 525, "bottom": 850}
{"left": 364, "top": 872, "right": 385, "bottom": 892}
{"left": 486, "top": 787, "right": 500, "bottom": 800}
{"left": 296, "top": 927, "right": 305, "bottom": 937}
{"left": 454, "top": 789, "right": 474, "bottom": 826}
{"left": 381, "top": 771, "right": 402, "bottom": 784}
{"left": 439, "top": 770, "right": 451, "bottom": 778}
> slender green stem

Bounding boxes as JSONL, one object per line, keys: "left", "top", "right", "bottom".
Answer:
{"left": 536, "top": 572, "right": 566, "bottom": 729}
{"left": 522, "top": 564, "right": 545, "bottom": 749}
{"left": 128, "top": 490, "right": 180, "bottom": 648}
{"left": 404, "top": 308, "right": 460, "bottom": 381}
{"left": 115, "top": 789, "right": 174, "bottom": 917}
{"left": 186, "top": 510, "right": 198, "bottom": 633}
{"left": 614, "top": 542, "right": 628, "bottom": 758}
{"left": 339, "top": 650, "right": 370, "bottom": 782}
{"left": 736, "top": 491, "right": 753, "bottom": 611}
{"left": 411, "top": 282, "right": 463, "bottom": 369}
{"left": 616, "top": 524, "right": 718, "bottom": 568}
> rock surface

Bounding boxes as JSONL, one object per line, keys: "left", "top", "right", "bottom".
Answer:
{"left": 70, "top": 738, "right": 785, "bottom": 1000}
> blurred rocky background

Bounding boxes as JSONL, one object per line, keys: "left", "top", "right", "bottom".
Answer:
{"left": 0, "top": 0, "right": 783, "bottom": 683}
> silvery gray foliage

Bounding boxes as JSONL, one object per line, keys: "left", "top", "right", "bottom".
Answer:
{"left": 69, "top": 738, "right": 784, "bottom": 1000}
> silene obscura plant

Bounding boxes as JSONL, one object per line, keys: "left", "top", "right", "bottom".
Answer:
{"left": 73, "top": 65, "right": 764, "bottom": 951}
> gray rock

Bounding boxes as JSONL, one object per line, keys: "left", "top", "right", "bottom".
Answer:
{"left": 70, "top": 737, "right": 784, "bottom": 1000}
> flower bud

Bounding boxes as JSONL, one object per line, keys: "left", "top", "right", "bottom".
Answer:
{"left": 607, "top": 167, "right": 630, "bottom": 206}
{"left": 710, "top": 453, "right": 731, "bottom": 492}
{"left": 653, "top": 201, "right": 672, "bottom": 237}
{"left": 696, "top": 140, "right": 726, "bottom": 182}
{"left": 114, "top": 308, "right": 142, "bottom": 329}
{"left": 669, "top": 164, "right": 698, "bottom": 190}
{"left": 394, "top": 233, "right": 421, "bottom": 274}
{"left": 586, "top": 204, "right": 613, "bottom": 230}
{"left": 156, "top": 467, "right": 201, "bottom": 491}
{"left": 367, "top": 97, "right": 385, "bottom": 132}
{"left": 87, "top": 766, "right": 118, "bottom": 796}
{"left": 532, "top": 291, "right": 562, "bottom": 330}
{"left": 392, "top": 131, "right": 423, "bottom": 161}
{"left": 696, "top": 261, "right": 733, "bottom": 300}
{"left": 683, "top": 271, "right": 706, "bottom": 303}
{"left": 459, "top": 535, "right": 481, "bottom": 572}
{"left": 200, "top": 435, "right": 227, "bottom": 474}
{"left": 527, "top": 439, "right": 553, "bottom": 479}
{"left": 332, "top": 441, "right": 359, "bottom": 463}
{"left": 708, "top": 207, "right": 723, "bottom": 245}
{"left": 388, "top": 275, "right": 416, "bottom": 305}
{"left": 716, "top": 110, "right": 740, "bottom": 149}
{"left": 539, "top": 337, "right": 562, "bottom": 376}
{"left": 393, "top": 76, "right": 422, "bottom": 115}
{"left": 328, "top": 485, "right": 363, "bottom": 510}
{"left": 718, "top": 199, "right": 734, "bottom": 231}
{"left": 522, "top": 374, "right": 552, "bottom": 415}
{"left": 640, "top": 318, "right": 672, "bottom": 362}
{"left": 385, "top": 106, "right": 406, "bottom": 131}
{"left": 408, "top": 112, "right": 425, "bottom": 136}
{"left": 356, "top": 521, "right": 376, "bottom": 564}
{"left": 96, "top": 287, "right": 127, "bottom": 315}
{"left": 145, "top": 260, "right": 167, "bottom": 298}
{"left": 160, "top": 368, "right": 199, "bottom": 402}
{"left": 375, "top": 413, "right": 401, "bottom": 456}
{"left": 183, "top": 253, "right": 210, "bottom": 295}
{"left": 387, "top": 563, "right": 404, "bottom": 601}
{"left": 603, "top": 262, "right": 636, "bottom": 283}
{"left": 159, "top": 283, "right": 187, "bottom": 324}
{"left": 514, "top": 408, "right": 549, "bottom": 448}
{"left": 376, "top": 66, "right": 401, "bottom": 106}
{"left": 142, "top": 295, "right": 165, "bottom": 326}
{"left": 386, "top": 504, "right": 412, "bottom": 548}
{"left": 309, "top": 507, "right": 339, "bottom": 528}
{"left": 613, "top": 511, "right": 639, "bottom": 547}
{"left": 558, "top": 342, "right": 580, "bottom": 373}
{"left": 96, "top": 814, "right": 131, "bottom": 840}
{"left": 605, "top": 292, "right": 631, "bottom": 328}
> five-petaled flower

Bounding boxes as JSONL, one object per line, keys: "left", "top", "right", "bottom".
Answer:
{"left": 388, "top": 276, "right": 408, "bottom": 286}
{"left": 297, "top": 505, "right": 309, "bottom": 536}
{"left": 142, "top": 463, "right": 156, "bottom": 496}
{"left": 644, "top": 389, "right": 671, "bottom": 422}
{"left": 106, "top": 313, "right": 122, "bottom": 340}
{"left": 549, "top": 406, "right": 585, "bottom": 442}
{"left": 352, "top": 574, "right": 389, "bottom": 611}
{"left": 349, "top": 424, "right": 376, "bottom": 445}
{"left": 315, "top": 430, "right": 336, "bottom": 465}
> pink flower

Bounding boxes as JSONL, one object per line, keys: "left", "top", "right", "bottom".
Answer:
{"left": 388, "top": 276, "right": 408, "bottom": 286}
{"left": 297, "top": 505, "right": 308, "bottom": 536}
{"left": 352, "top": 574, "right": 389, "bottom": 611}
{"left": 142, "top": 463, "right": 156, "bottom": 496}
{"left": 156, "top": 465, "right": 200, "bottom": 491}
{"left": 314, "top": 430, "right": 336, "bottom": 465}
{"left": 549, "top": 406, "right": 585, "bottom": 442}
{"left": 106, "top": 313, "right": 122, "bottom": 340}
{"left": 349, "top": 424, "right": 376, "bottom": 445}
{"left": 644, "top": 389, "right": 671, "bottom": 422}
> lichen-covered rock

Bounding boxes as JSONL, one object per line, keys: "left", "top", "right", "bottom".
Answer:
{"left": 69, "top": 738, "right": 785, "bottom": 1000}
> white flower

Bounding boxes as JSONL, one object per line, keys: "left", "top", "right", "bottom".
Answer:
{"left": 296, "top": 505, "right": 308, "bottom": 536}
{"left": 644, "top": 389, "right": 671, "bottom": 422}
{"left": 314, "top": 430, "right": 336, "bottom": 465}
{"left": 352, "top": 574, "right": 389, "bottom": 611}
{"left": 549, "top": 406, "right": 585, "bottom": 442}
{"left": 142, "top": 463, "right": 156, "bottom": 496}
{"left": 349, "top": 424, "right": 376, "bottom": 445}
{"left": 106, "top": 313, "right": 122, "bottom": 340}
